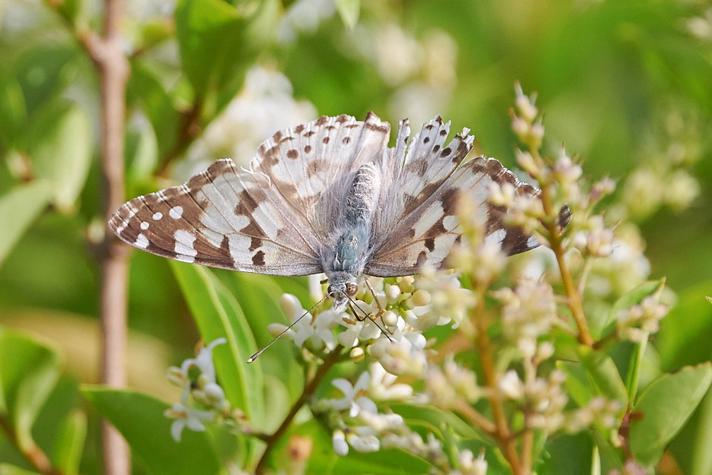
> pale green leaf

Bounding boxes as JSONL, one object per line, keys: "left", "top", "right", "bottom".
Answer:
{"left": 52, "top": 410, "right": 86, "bottom": 475}
{"left": 579, "top": 347, "right": 628, "bottom": 406}
{"left": 82, "top": 387, "right": 220, "bottom": 475}
{"left": 630, "top": 364, "right": 712, "bottom": 466}
{"left": 0, "top": 328, "right": 61, "bottom": 452}
{"left": 171, "top": 263, "right": 264, "bottom": 424}
{"left": 335, "top": 0, "right": 360, "bottom": 29}
{"left": 24, "top": 101, "right": 92, "bottom": 211}
{"left": 0, "top": 181, "right": 51, "bottom": 267}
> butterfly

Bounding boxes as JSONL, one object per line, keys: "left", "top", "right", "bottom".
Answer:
{"left": 109, "top": 112, "right": 544, "bottom": 309}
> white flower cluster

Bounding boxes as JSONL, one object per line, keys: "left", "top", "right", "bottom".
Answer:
{"left": 313, "top": 363, "right": 434, "bottom": 458}
{"left": 345, "top": 22, "right": 458, "bottom": 125}
{"left": 276, "top": 272, "right": 474, "bottom": 378}
{"left": 493, "top": 279, "right": 557, "bottom": 357}
{"left": 164, "top": 338, "right": 235, "bottom": 441}
{"left": 617, "top": 295, "right": 669, "bottom": 343}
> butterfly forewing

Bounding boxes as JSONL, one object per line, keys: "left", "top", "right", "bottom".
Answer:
{"left": 109, "top": 159, "right": 322, "bottom": 275}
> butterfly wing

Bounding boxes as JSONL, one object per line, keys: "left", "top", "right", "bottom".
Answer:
{"left": 366, "top": 118, "right": 540, "bottom": 277}
{"left": 254, "top": 112, "right": 390, "bottom": 238}
{"left": 110, "top": 113, "right": 391, "bottom": 275}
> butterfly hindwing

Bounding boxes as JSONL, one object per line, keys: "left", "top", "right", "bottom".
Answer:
{"left": 367, "top": 119, "right": 541, "bottom": 277}
{"left": 109, "top": 159, "right": 323, "bottom": 275}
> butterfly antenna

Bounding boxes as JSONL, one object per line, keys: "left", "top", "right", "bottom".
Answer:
{"left": 247, "top": 296, "right": 326, "bottom": 363}
{"left": 347, "top": 296, "right": 393, "bottom": 342}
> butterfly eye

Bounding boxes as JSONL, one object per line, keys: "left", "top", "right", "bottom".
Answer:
{"left": 345, "top": 283, "right": 358, "bottom": 296}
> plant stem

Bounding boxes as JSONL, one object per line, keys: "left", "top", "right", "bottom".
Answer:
{"left": 92, "top": 0, "right": 132, "bottom": 473}
{"left": 46, "top": 1, "right": 131, "bottom": 472}
{"left": 0, "top": 415, "right": 62, "bottom": 475}
{"left": 538, "top": 183, "right": 593, "bottom": 347}
{"left": 471, "top": 287, "right": 524, "bottom": 475}
{"left": 254, "top": 348, "right": 343, "bottom": 475}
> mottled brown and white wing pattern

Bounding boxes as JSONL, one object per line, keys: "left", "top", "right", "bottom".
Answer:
{"left": 109, "top": 113, "right": 392, "bottom": 275}
{"left": 366, "top": 119, "right": 540, "bottom": 277}
{"left": 252, "top": 112, "right": 390, "bottom": 238}
{"left": 109, "top": 159, "right": 323, "bottom": 275}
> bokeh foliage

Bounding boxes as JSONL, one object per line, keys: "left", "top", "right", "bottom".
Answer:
{"left": 1, "top": 0, "right": 711, "bottom": 473}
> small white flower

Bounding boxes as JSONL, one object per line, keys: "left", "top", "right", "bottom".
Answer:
{"left": 332, "top": 429, "right": 349, "bottom": 456}
{"left": 328, "top": 372, "right": 376, "bottom": 417}
{"left": 164, "top": 403, "right": 214, "bottom": 442}
{"left": 369, "top": 362, "right": 413, "bottom": 401}
{"left": 499, "top": 370, "right": 524, "bottom": 400}
{"left": 347, "top": 430, "right": 380, "bottom": 453}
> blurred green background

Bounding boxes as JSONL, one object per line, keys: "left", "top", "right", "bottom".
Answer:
{"left": 1, "top": 0, "right": 711, "bottom": 473}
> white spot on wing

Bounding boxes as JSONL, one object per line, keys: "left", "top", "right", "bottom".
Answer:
{"left": 135, "top": 233, "right": 149, "bottom": 249}
{"left": 175, "top": 254, "right": 195, "bottom": 263}
{"left": 443, "top": 215, "right": 459, "bottom": 232}
{"left": 174, "top": 229, "right": 197, "bottom": 257}
{"left": 152, "top": 212, "right": 163, "bottom": 221}
{"left": 485, "top": 229, "right": 506, "bottom": 247}
{"left": 140, "top": 221, "right": 149, "bottom": 230}
{"left": 169, "top": 206, "right": 183, "bottom": 219}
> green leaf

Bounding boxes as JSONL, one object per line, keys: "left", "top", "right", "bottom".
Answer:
{"left": 227, "top": 273, "right": 303, "bottom": 399}
{"left": 594, "top": 279, "right": 664, "bottom": 339}
{"left": 52, "top": 410, "right": 86, "bottom": 475}
{"left": 578, "top": 347, "right": 628, "bottom": 406}
{"left": 630, "top": 364, "right": 712, "bottom": 466}
{"left": 82, "top": 387, "right": 221, "bottom": 475}
{"left": 175, "top": 0, "right": 243, "bottom": 93}
{"left": 335, "top": 0, "right": 360, "bottom": 29}
{"left": 127, "top": 63, "right": 180, "bottom": 159}
{"left": 690, "top": 389, "right": 712, "bottom": 475}
{"left": 331, "top": 449, "right": 432, "bottom": 475}
{"left": 23, "top": 100, "right": 92, "bottom": 211}
{"left": 0, "top": 181, "right": 51, "bottom": 267}
{"left": 171, "top": 263, "right": 264, "bottom": 424}
{"left": 388, "top": 403, "right": 482, "bottom": 440}
{"left": 657, "top": 281, "right": 712, "bottom": 372}
{"left": 557, "top": 361, "right": 594, "bottom": 406}
{"left": 0, "top": 328, "right": 61, "bottom": 453}
{"left": 538, "top": 432, "right": 593, "bottom": 475}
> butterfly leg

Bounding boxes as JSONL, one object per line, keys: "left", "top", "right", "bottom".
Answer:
{"left": 364, "top": 278, "right": 394, "bottom": 337}
{"left": 347, "top": 298, "right": 393, "bottom": 342}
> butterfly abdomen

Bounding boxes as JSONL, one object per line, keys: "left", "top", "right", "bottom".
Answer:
{"left": 325, "top": 163, "right": 382, "bottom": 276}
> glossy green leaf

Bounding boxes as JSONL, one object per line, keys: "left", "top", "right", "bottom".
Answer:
{"left": 0, "top": 181, "right": 51, "bottom": 267}
{"left": 578, "top": 347, "right": 628, "bottom": 406}
{"left": 0, "top": 328, "right": 61, "bottom": 453}
{"left": 82, "top": 387, "right": 220, "bottom": 475}
{"left": 171, "top": 262, "right": 264, "bottom": 424}
{"left": 53, "top": 410, "right": 86, "bottom": 475}
{"left": 227, "top": 272, "right": 303, "bottom": 399}
{"left": 23, "top": 101, "right": 92, "bottom": 211}
{"left": 630, "top": 364, "right": 712, "bottom": 466}
{"left": 335, "top": 0, "right": 360, "bottom": 29}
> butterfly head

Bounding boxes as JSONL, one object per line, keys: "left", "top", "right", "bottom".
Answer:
{"left": 326, "top": 273, "right": 359, "bottom": 309}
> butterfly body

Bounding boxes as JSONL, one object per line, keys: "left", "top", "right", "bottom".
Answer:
{"left": 110, "top": 112, "right": 543, "bottom": 305}
{"left": 323, "top": 162, "right": 381, "bottom": 306}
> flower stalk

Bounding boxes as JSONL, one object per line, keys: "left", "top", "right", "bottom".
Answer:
{"left": 254, "top": 346, "right": 344, "bottom": 475}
